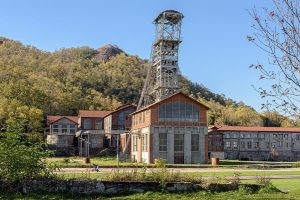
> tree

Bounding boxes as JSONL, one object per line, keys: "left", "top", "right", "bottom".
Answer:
{"left": 0, "top": 131, "right": 53, "bottom": 181}
{"left": 248, "top": 0, "right": 300, "bottom": 118}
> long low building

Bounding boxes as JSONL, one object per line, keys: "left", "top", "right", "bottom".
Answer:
{"left": 208, "top": 125, "right": 300, "bottom": 161}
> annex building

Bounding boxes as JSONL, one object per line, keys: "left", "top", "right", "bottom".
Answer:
{"left": 208, "top": 125, "right": 300, "bottom": 161}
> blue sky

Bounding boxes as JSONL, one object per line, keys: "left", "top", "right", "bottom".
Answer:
{"left": 0, "top": 0, "right": 274, "bottom": 111}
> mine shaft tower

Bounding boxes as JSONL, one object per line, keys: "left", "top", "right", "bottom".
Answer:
{"left": 137, "top": 10, "right": 184, "bottom": 109}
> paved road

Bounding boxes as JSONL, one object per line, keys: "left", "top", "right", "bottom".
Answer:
{"left": 56, "top": 167, "right": 300, "bottom": 173}
{"left": 55, "top": 167, "right": 300, "bottom": 180}
{"left": 56, "top": 169, "right": 300, "bottom": 180}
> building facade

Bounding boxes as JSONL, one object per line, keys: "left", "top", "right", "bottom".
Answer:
{"left": 77, "top": 110, "right": 111, "bottom": 156}
{"left": 46, "top": 116, "right": 79, "bottom": 155}
{"left": 104, "top": 105, "right": 136, "bottom": 147}
{"left": 207, "top": 125, "right": 224, "bottom": 159}
{"left": 208, "top": 126, "right": 300, "bottom": 161}
{"left": 46, "top": 110, "right": 111, "bottom": 156}
{"left": 130, "top": 92, "right": 209, "bottom": 164}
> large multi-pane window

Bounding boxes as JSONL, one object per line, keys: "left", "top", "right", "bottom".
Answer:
{"left": 159, "top": 133, "right": 167, "bottom": 151}
{"left": 191, "top": 134, "right": 199, "bottom": 151}
{"left": 118, "top": 110, "right": 133, "bottom": 127}
{"left": 159, "top": 101, "right": 199, "bottom": 122}
{"left": 174, "top": 134, "right": 184, "bottom": 151}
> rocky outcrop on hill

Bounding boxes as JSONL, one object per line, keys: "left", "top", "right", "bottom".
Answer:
{"left": 95, "top": 44, "right": 125, "bottom": 62}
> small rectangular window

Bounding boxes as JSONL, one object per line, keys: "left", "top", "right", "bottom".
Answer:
{"left": 53, "top": 124, "right": 59, "bottom": 133}
{"left": 240, "top": 141, "right": 245, "bottom": 148}
{"left": 233, "top": 141, "right": 238, "bottom": 148}
{"left": 247, "top": 142, "right": 252, "bottom": 149}
{"left": 142, "top": 134, "right": 148, "bottom": 152}
{"left": 133, "top": 136, "right": 138, "bottom": 152}
{"left": 159, "top": 133, "right": 167, "bottom": 152}
{"left": 191, "top": 134, "right": 199, "bottom": 151}
{"left": 174, "top": 134, "right": 184, "bottom": 151}
{"left": 139, "top": 113, "right": 142, "bottom": 124}
{"left": 62, "top": 125, "right": 68, "bottom": 133}
{"left": 70, "top": 124, "right": 76, "bottom": 134}
{"left": 225, "top": 141, "right": 231, "bottom": 148}
{"left": 83, "top": 118, "right": 91, "bottom": 129}
{"left": 95, "top": 119, "right": 102, "bottom": 130}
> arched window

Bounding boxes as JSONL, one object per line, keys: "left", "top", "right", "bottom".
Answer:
{"left": 158, "top": 100, "right": 199, "bottom": 122}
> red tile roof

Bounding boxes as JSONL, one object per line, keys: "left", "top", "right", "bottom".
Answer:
{"left": 115, "top": 104, "right": 136, "bottom": 111}
{"left": 103, "top": 104, "right": 136, "bottom": 118}
{"left": 214, "top": 125, "right": 300, "bottom": 133}
{"left": 79, "top": 110, "right": 112, "bottom": 118}
{"left": 47, "top": 116, "right": 79, "bottom": 125}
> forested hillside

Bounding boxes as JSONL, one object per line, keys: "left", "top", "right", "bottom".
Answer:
{"left": 0, "top": 37, "right": 298, "bottom": 133}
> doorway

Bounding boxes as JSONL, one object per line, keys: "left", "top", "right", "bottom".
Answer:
{"left": 174, "top": 134, "right": 184, "bottom": 164}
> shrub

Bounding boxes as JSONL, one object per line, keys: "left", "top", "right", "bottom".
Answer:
{"left": 255, "top": 174, "right": 270, "bottom": 186}
{"left": 239, "top": 185, "right": 255, "bottom": 194}
{"left": 63, "top": 158, "right": 70, "bottom": 164}
{"left": 155, "top": 158, "right": 166, "bottom": 168}
{"left": 106, "top": 167, "right": 203, "bottom": 184}
{"left": 293, "top": 161, "right": 300, "bottom": 168}
{"left": 0, "top": 132, "right": 55, "bottom": 181}
{"left": 259, "top": 183, "right": 281, "bottom": 194}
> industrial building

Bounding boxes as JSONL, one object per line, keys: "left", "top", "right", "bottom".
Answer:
{"left": 130, "top": 92, "right": 208, "bottom": 164}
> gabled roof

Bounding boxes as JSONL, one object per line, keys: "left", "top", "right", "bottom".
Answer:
{"left": 212, "top": 125, "right": 300, "bottom": 133}
{"left": 115, "top": 104, "right": 136, "bottom": 111}
{"left": 79, "top": 110, "right": 112, "bottom": 118}
{"left": 47, "top": 116, "right": 79, "bottom": 125}
{"left": 103, "top": 104, "right": 136, "bottom": 118}
{"left": 132, "top": 91, "right": 209, "bottom": 115}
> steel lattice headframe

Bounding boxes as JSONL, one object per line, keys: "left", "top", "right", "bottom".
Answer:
{"left": 137, "top": 10, "right": 184, "bottom": 110}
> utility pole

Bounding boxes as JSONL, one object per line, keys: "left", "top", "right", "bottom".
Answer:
{"left": 116, "top": 134, "right": 119, "bottom": 167}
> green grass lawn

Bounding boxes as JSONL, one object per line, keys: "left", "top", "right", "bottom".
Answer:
{"left": 242, "top": 179, "right": 300, "bottom": 192}
{"left": 47, "top": 156, "right": 150, "bottom": 168}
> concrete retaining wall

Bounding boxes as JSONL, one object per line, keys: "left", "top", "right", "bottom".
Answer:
{"left": 0, "top": 179, "right": 262, "bottom": 194}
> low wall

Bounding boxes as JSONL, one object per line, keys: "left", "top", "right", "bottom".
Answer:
{"left": 0, "top": 179, "right": 262, "bottom": 194}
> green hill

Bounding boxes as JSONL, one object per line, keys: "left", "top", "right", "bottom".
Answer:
{"left": 0, "top": 37, "right": 297, "bottom": 132}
